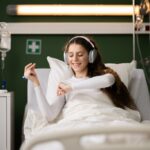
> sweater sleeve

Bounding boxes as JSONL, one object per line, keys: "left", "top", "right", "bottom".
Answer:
{"left": 34, "top": 86, "right": 65, "bottom": 122}
{"left": 70, "top": 73, "right": 115, "bottom": 90}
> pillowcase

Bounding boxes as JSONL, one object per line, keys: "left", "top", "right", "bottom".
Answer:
{"left": 46, "top": 56, "right": 73, "bottom": 103}
{"left": 106, "top": 60, "right": 136, "bottom": 88}
{"left": 46, "top": 56, "right": 136, "bottom": 103}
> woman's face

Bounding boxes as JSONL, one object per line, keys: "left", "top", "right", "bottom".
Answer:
{"left": 67, "top": 43, "right": 89, "bottom": 77}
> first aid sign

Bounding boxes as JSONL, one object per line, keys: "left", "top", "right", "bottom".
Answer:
{"left": 26, "top": 39, "right": 41, "bottom": 55}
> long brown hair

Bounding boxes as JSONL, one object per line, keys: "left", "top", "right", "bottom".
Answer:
{"left": 64, "top": 36, "right": 137, "bottom": 110}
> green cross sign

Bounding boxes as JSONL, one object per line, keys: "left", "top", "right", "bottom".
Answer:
{"left": 26, "top": 39, "right": 41, "bottom": 55}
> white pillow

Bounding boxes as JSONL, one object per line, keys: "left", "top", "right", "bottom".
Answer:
{"left": 46, "top": 56, "right": 73, "bottom": 103}
{"left": 106, "top": 60, "right": 136, "bottom": 88}
{"left": 46, "top": 56, "right": 136, "bottom": 103}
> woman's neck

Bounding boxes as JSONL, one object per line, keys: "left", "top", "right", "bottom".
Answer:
{"left": 75, "top": 72, "right": 87, "bottom": 78}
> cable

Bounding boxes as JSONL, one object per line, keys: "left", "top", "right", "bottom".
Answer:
{"left": 134, "top": 0, "right": 150, "bottom": 85}
{"left": 132, "top": 0, "right": 136, "bottom": 61}
{"left": 149, "top": 11, "right": 150, "bottom": 41}
{"left": 1, "top": 56, "right": 6, "bottom": 89}
{"left": 136, "top": 34, "right": 150, "bottom": 85}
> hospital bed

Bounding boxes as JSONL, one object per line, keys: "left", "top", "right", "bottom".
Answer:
{"left": 20, "top": 62, "right": 150, "bottom": 150}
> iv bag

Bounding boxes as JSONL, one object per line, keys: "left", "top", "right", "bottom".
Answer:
{"left": 0, "top": 22, "right": 11, "bottom": 52}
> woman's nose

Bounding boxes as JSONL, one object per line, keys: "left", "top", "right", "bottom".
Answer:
{"left": 72, "top": 54, "right": 78, "bottom": 61}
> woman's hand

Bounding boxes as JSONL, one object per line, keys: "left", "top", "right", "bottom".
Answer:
{"left": 57, "top": 82, "right": 72, "bottom": 96}
{"left": 24, "top": 63, "right": 40, "bottom": 86}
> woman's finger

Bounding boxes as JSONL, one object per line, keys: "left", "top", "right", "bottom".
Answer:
{"left": 24, "top": 63, "right": 33, "bottom": 70}
{"left": 25, "top": 63, "right": 36, "bottom": 71}
{"left": 57, "top": 88, "right": 65, "bottom": 96}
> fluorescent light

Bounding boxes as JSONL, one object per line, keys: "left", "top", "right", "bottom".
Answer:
{"left": 7, "top": 4, "right": 140, "bottom": 16}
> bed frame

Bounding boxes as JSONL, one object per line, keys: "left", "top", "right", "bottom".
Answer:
{"left": 21, "top": 125, "right": 150, "bottom": 150}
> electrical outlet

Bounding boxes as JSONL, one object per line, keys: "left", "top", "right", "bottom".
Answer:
{"left": 135, "top": 23, "right": 150, "bottom": 34}
{"left": 145, "top": 24, "right": 150, "bottom": 31}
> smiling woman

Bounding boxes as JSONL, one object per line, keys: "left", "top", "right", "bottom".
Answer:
{"left": 60, "top": 36, "right": 137, "bottom": 109}
{"left": 23, "top": 35, "right": 139, "bottom": 131}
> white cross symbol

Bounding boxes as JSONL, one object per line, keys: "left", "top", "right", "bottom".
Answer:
{"left": 29, "top": 41, "right": 39, "bottom": 52}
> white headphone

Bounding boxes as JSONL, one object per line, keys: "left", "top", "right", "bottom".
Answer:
{"left": 64, "top": 36, "right": 97, "bottom": 64}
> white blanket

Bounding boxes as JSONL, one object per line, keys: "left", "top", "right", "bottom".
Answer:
{"left": 24, "top": 90, "right": 144, "bottom": 141}
{"left": 23, "top": 108, "right": 150, "bottom": 150}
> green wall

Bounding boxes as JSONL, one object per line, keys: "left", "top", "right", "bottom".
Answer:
{"left": 0, "top": 0, "right": 149, "bottom": 150}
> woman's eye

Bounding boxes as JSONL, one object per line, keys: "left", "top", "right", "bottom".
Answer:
{"left": 68, "top": 54, "right": 73, "bottom": 57}
{"left": 78, "top": 53, "right": 83, "bottom": 57}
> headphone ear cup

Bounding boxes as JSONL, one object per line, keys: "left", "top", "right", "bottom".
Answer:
{"left": 64, "top": 52, "right": 68, "bottom": 64}
{"left": 89, "top": 49, "right": 97, "bottom": 63}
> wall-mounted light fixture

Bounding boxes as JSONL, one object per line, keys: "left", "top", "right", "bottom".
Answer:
{"left": 7, "top": 4, "right": 140, "bottom": 16}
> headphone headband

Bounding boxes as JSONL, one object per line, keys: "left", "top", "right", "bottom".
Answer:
{"left": 68, "top": 36, "right": 95, "bottom": 48}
